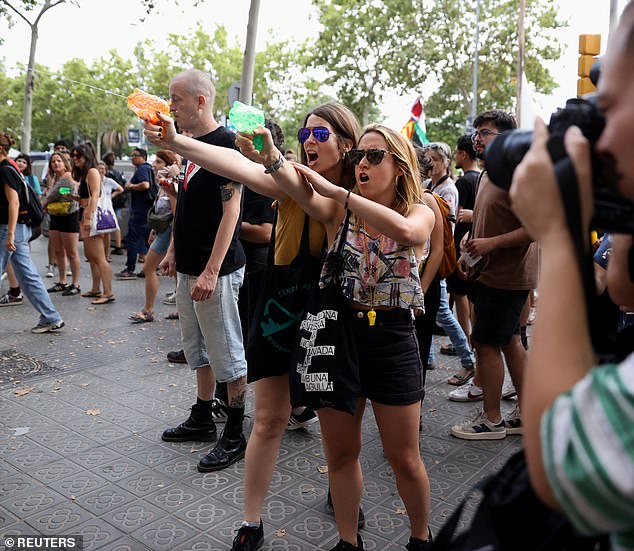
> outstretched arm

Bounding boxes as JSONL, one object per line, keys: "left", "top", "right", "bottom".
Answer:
{"left": 235, "top": 127, "right": 341, "bottom": 226}
{"left": 144, "top": 113, "right": 285, "bottom": 200}
{"left": 293, "top": 163, "right": 434, "bottom": 246}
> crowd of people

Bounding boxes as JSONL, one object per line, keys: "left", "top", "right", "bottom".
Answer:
{"left": 2, "top": 6, "right": 634, "bottom": 549}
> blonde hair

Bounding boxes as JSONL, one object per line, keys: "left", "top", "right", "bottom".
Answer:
{"left": 354, "top": 124, "right": 422, "bottom": 218}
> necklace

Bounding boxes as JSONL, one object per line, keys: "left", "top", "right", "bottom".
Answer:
{"left": 361, "top": 223, "right": 386, "bottom": 327}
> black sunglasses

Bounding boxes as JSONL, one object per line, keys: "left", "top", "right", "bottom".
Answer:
{"left": 348, "top": 148, "right": 393, "bottom": 166}
{"left": 297, "top": 126, "right": 333, "bottom": 144}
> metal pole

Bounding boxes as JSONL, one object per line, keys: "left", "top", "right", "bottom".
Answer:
{"left": 470, "top": 0, "right": 481, "bottom": 124}
{"left": 609, "top": 0, "right": 618, "bottom": 36}
{"left": 516, "top": 0, "right": 526, "bottom": 126}
{"left": 239, "top": 0, "right": 261, "bottom": 105}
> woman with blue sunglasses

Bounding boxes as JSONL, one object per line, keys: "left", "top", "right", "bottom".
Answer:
{"left": 238, "top": 123, "right": 436, "bottom": 551}
{"left": 144, "top": 102, "right": 360, "bottom": 551}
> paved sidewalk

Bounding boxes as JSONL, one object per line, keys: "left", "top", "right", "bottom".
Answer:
{"left": 0, "top": 238, "right": 521, "bottom": 550}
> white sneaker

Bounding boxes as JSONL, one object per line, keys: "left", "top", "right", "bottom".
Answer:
{"left": 503, "top": 405, "right": 523, "bottom": 435}
{"left": 448, "top": 381, "right": 483, "bottom": 402}
{"left": 502, "top": 376, "right": 517, "bottom": 400}
{"left": 45, "top": 264, "right": 55, "bottom": 278}
{"left": 451, "top": 409, "right": 506, "bottom": 440}
{"left": 163, "top": 291, "right": 177, "bottom": 305}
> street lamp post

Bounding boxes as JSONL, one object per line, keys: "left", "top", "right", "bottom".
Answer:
{"left": 239, "top": 0, "right": 261, "bottom": 105}
{"left": 469, "top": 0, "right": 481, "bottom": 131}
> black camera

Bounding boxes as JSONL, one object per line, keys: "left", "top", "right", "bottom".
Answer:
{"left": 485, "top": 96, "right": 634, "bottom": 234}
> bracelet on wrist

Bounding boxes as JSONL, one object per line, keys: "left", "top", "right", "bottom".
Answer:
{"left": 344, "top": 189, "right": 352, "bottom": 210}
{"left": 264, "top": 154, "right": 285, "bottom": 175}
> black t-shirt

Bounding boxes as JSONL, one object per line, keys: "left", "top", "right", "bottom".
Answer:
{"left": 173, "top": 126, "right": 246, "bottom": 277}
{"left": 0, "top": 159, "right": 27, "bottom": 225}
{"left": 240, "top": 187, "right": 275, "bottom": 252}
{"left": 454, "top": 169, "right": 480, "bottom": 250}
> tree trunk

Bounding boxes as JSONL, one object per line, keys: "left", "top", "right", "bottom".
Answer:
{"left": 21, "top": 24, "right": 38, "bottom": 154}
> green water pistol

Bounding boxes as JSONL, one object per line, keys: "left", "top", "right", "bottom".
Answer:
{"left": 229, "top": 101, "right": 265, "bottom": 152}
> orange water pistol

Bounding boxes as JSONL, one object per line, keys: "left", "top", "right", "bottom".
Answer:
{"left": 127, "top": 88, "right": 171, "bottom": 125}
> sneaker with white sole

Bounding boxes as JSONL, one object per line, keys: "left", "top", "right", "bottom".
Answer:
{"left": 451, "top": 409, "right": 506, "bottom": 440}
{"left": 503, "top": 405, "right": 523, "bottom": 435}
{"left": 448, "top": 379, "right": 516, "bottom": 402}
{"left": 0, "top": 292, "right": 23, "bottom": 306}
{"left": 31, "top": 320, "right": 65, "bottom": 334}
{"left": 45, "top": 264, "right": 55, "bottom": 278}
{"left": 448, "top": 381, "right": 483, "bottom": 402}
{"left": 211, "top": 398, "right": 229, "bottom": 422}
{"left": 163, "top": 291, "right": 177, "bottom": 305}
{"left": 287, "top": 408, "right": 318, "bottom": 430}
{"left": 501, "top": 376, "right": 517, "bottom": 400}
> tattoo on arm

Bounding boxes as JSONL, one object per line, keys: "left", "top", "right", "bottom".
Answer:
{"left": 220, "top": 182, "right": 243, "bottom": 202}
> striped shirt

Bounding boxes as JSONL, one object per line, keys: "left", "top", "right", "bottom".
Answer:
{"left": 541, "top": 352, "right": 634, "bottom": 551}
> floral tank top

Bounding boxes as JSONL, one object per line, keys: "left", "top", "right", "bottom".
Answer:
{"left": 320, "top": 220, "right": 426, "bottom": 310}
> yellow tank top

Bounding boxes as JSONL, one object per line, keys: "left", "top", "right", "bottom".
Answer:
{"left": 273, "top": 197, "right": 327, "bottom": 265}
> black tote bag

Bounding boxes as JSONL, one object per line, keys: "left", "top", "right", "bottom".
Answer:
{"left": 246, "top": 212, "right": 323, "bottom": 382}
{"left": 289, "top": 211, "right": 360, "bottom": 415}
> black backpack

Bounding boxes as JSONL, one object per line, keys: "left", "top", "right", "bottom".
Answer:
{"left": 146, "top": 165, "right": 158, "bottom": 205}
{"left": 8, "top": 165, "right": 45, "bottom": 230}
{"left": 432, "top": 450, "right": 611, "bottom": 551}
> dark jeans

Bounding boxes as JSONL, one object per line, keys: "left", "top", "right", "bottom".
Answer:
{"left": 126, "top": 209, "right": 150, "bottom": 272}
{"left": 413, "top": 275, "right": 441, "bottom": 385}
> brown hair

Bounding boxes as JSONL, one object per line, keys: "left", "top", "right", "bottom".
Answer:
{"left": 155, "top": 149, "right": 179, "bottom": 167}
{"left": 0, "top": 132, "right": 15, "bottom": 155}
{"left": 300, "top": 102, "right": 360, "bottom": 190}
{"left": 48, "top": 152, "right": 72, "bottom": 175}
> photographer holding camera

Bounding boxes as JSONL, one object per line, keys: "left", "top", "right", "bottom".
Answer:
{"left": 511, "top": 5, "right": 634, "bottom": 547}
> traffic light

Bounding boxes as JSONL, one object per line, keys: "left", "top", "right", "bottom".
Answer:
{"left": 578, "top": 34, "right": 600, "bottom": 96}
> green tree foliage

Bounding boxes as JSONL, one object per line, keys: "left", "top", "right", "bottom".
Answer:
{"left": 311, "top": 0, "right": 564, "bottom": 146}
{"left": 419, "top": 0, "right": 565, "bottom": 144}
{"left": 311, "top": 0, "right": 425, "bottom": 126}
{"left": 139, "top": 23, "right": 328, "bottom": 152}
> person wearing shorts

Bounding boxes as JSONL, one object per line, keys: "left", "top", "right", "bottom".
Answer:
{"left": 158, "top": 70, "right": 248, "bottom": 473}
{"left": 452, "top": 110, "right": 537, "bottom": 441}
{"left": 128, "top": 150, "right": 178, "bottom": 324}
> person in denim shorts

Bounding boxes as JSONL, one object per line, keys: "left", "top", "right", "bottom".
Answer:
{"left": 158, "top": 69, "right": 248, "bottom": 472}
{"left": 452, "top": 110, "right": 537, "bottom": 441}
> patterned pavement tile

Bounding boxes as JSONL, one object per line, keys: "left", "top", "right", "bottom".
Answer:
{"left": 96, "top": 536, "right": 151, "bottom": 551}
{"left": 173, "top": 495, "right": 239, "bottom": 531}
{"left": 29, "top": 458, "right": 84, "bottom": 484}
{"left": 130, "top": 516, "right": 193, "bottom": 551}
{"left": 0, "top": 474, "right": 43, "bottom": 500}
{"left": 74, "top": 486, "right": 137, "bottom": 516}
{"left": 276, "top": 479, "right": 330, "bottom": 510}
{"left": 47, "top": 471, "right": 110, "bottom": 500}
{"left": 101, "top": 500, "right": 167, "bottom": 533}
{"left": 146, "top": 483, "right": 208, "bottom": 514}
{"left": 91, "top": 456, "right": 147, "bottom": 483}
{"left": 0, "top": 487, "right": 66, "bottom": 519}
{"left": 24, "top": 501, "right": 92, "bottom": 534}
{"left": 113, "top": 469, "right": 176, "bottom": 498}
{"left": 67, "top": 518, "right": 126, "bottom": 551}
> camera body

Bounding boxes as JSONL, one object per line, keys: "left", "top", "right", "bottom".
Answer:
{"left": 485, "top": 97, "right": 634, "bottom": 234}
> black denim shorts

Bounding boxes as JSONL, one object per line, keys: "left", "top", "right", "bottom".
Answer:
{"left": 349, "top": 307, "right": 424, "bottom": 406}
{"left": 471, "top": 282, "right": 529, "bottom": 347}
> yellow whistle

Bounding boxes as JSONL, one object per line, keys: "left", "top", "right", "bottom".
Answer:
{"left": 367, "top": 309, "right": 376, "bottom": 327}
